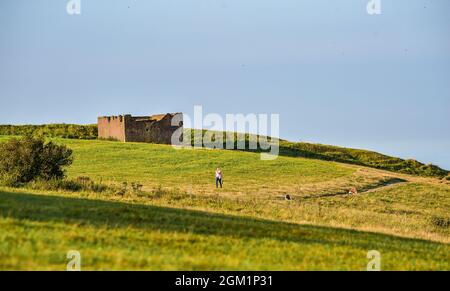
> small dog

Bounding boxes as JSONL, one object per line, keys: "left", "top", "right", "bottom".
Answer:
{"left": 349, "top": 187, "right": 358, "bottom": 195}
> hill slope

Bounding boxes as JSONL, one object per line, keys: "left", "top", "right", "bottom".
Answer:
{"left": 1, "top": 188, "right": 449, "bottom": 270}
{"left": 1, "top": 125, "right": 448, "bottom": 178}
{"left": 0, "top": 137, "right": 449, "bottom": 270}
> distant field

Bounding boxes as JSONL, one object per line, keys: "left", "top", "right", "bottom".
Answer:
{"left": 0, "top": 137, "right": 449, "bottom": 270}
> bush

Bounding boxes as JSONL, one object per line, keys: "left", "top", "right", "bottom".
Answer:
{"left": 0, "top": 136, "right": 73, "bottom": 186}
{"left": 431, "top": 216, "right": 450, "bottom": 229}
{"left": 28, "top": 177, "right": 109, "bottom": 193}
{"left": 0, "top": 124, "right": 97, "bottom": 139}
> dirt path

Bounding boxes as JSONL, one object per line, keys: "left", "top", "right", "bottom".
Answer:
{"left": 363, "top": 180, "right": 408, "bottom": 193}
{"left": 299, "top": 178, "right": 408, "bottom": 200}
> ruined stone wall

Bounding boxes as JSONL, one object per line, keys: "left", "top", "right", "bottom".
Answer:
{"left": 97, "top": 115, "right": 127, "bottom": 141}
{"left": 98, "top": 113, "right": 183, "bottom": 144}
{"left": 125, "top": 113, "right": 183, "bottom": 144}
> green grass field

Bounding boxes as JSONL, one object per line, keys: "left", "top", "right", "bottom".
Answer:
{"left": 0, "top": 137, "right": 449, "bottom": 270}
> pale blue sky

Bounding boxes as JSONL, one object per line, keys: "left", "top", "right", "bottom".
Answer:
{"left": 0, "top": 0, "right": 449, "bottom": 168}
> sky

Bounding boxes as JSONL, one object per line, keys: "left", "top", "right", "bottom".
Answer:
{"left": 0, "top": 0, "right": 449, "bottom": 169}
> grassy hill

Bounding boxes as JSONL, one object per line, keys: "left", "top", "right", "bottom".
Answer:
{"left": 1, "top": 188, "right": 448, "bottom": 270}
{"left": 1, "top": 125, "right": 448, "bottom": 178}
{"left": 278, "top": 141, "right": 449, "bottom": 178}
{"left": 0, "top": 136, "right": 449, "bottom": 270}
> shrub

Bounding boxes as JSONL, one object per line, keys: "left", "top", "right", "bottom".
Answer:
{"left": 28, "top": 177, "right": 109, "bottom": 193}
{"left": 431, "top": 216, "right": 450, "bottom": 229}
{"left": 0, "top": 136, "right": 73, "bottom": 186}
{"left": 0, "top": 124, "right": 97, "bottom": 139}
{"left": 28, "top": 178, "right": 82, "bottom": 192}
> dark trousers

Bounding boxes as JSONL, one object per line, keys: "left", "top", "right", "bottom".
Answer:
{"left": 216, "top": 177, "right": 223, "bottom": 188}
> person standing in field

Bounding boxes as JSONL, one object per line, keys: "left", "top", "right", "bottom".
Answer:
{"left": 215, "top": 167, "right": 223, "bottom": 188}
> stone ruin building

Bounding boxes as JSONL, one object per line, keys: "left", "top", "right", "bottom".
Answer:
{"left": 97, "top": 113, "right": 183, "bottom": 144}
